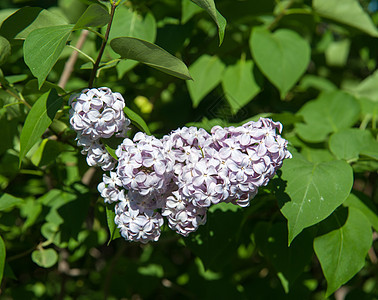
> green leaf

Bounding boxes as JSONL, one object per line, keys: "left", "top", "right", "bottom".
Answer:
{"left": 221, "top": 59, "right": 261, "bottom": 114}
{"left": 107, "top": 6, "right": 156, "bottom": 42}
{"left": 329, "top": 128, "right": 378, "bottom": 161}
{"left": 280, "top": 154, "right": 354, "bottom": 244}
{"left": 182, "top": 0, "right": 202, "bottom": 24}
{"left": 73, "top": 4, "right": 110, "bottom": 30}
{"left": 325, "top": 39, "right": 351, "bottom": 67}
{"left": 19, "top": 89, "right": 63, "bottom": 166}
{"left": 0, "top": 193, "right": 23, "bottom": 211}
{"left": 314, "top": 207, "right": 372, "bottom": 296}
{"left": 0, "top": 236, "right": 5, "bottom": 284}
{"left": 344, "top": 193, "right": 378, "bottom": 232}
{"left": 191, "top": 0, "right": 227, "bottom": 45}
{"left": 0, "top": 36, "right": 10, "bottom": 66}
{"left": 295, "top": 91, "right": 360, "bottom": 143}
{"left": 106, "top": 205, "right": 120, "bottom": 244}
{"left": 124, "top": 106, "right": 151, "bottom": 135}
{"left": 110, "top": 37, "right": 191, "bottom": 81}
{"left": 31, "top": 248, "right": 58, "bottom": 268}
{"left": 24, "top": 25, "right": 74, "bottom": 88}
{"left": 250, "top": 27, "right": 310, "bottom": 99}
{"left": 101, "top": 136, "right": 124, "bottom": 160}
{"left": 345, "top": 70, "right": 378, "bottom": 102}
{"left": 254, "top": 222, "right": 314, "bottom": 293}
{"left": 31, "top": 139, "right": 65, "bottom": 167}
{"left": 313, "top": 0, "right": 378, "bottom": 37}
{"left": 187, "top": 54, "right": 225, "bottom": 108}
{"left": 0, "top": 7, "right": 68, "bottom": 40}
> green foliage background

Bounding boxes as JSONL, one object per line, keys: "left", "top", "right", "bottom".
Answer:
{"left": 0, "top": 0, "right": 377, "bottom": 299}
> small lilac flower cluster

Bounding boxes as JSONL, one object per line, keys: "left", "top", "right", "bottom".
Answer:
{"left": 97, "top": 118, "right": 291, "bottom": 243}
{"left": 69, "top": 88, "right": 130, "bottom": 171}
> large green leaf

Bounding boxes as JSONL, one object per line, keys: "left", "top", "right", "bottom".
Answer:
{"left": 19, "top": 89, "right": 63, "bottom": 166}
{"left": 250, "top": 27, "right": 310, "bottom": 99}
{"left": 111, "top": 37, "right": 191, "bottom": 80}
{"left": 31, "top": 248, "right": 58, "bottom": 268}
{"left": 73, "top": 4, "right": 110, "bottom": 30}
{"left": 295, "top": 91, "right": 360, "bottom": 143}
{"left": 254, "top": 222, "right": 314, "bottom": 293}
{"left": 0, "top": 7, "right": 67, "bottom": 40}
{"left": 221, "top": 59, "right": 261, "bottom": 114}
{"left": 0, "top": 193, "right": 23, "bottom": 211}
{"left": 187, "top": 54, "right": 225, "bottom": 108}
{"left": 0, "top": 36, "right": 10, "bottom": 66}
{"left": 280, "top": 154, "right": 354, "bottom": 244}
{"left": 314, "top": 207, "right": 372, "bottom": 296}
{"left": 0, "top": 236, "right": 5, "bottom": 284}
{"left": 190, "top": 0, "right": 227, "bottom": 45}
{"left": 313, "top": 0, "right": 378, "bottom": 37}
{"left": 106, "top": 5, "right": 156, "bottom": 79}
{"left": 329, "top": 128, "right": 378, "bottom": 161}
{"left": 344, "top": 193, "right": 378, "bottom": 232}
{"left": 24, "top": 25, "right": 74, "bottom": 88}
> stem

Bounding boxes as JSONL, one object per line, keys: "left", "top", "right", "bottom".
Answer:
{"left": 88, "top": 4, "right": 117, "bottom": 88}
{"left": 267, "top": 0, "right": 295, "bottom": 30}
{"left": 66, "top": 44, "right": 95, "bottom": 64}
{"left": 85, "top": 27, "right": 106, "bottom": 40}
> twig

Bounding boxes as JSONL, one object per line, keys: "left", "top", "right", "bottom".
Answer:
{"left": 88, "top": 3, "right": 117, "bottom": 88}
{"left": 58, "top": 30, "right": 90, "bottom": 89}
{"left": 267, "top": 0, "right": 295, "bottom": 30}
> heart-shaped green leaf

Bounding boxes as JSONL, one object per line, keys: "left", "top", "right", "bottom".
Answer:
{"left": 110, "top": 37, "right": 191, "bottom": 81}
{"left": 250, "top": 27, "right": 310, "bottom": 98}
{"left": 280, "top": 154, "right": 353, "bottom": 244}
{"left": 187, "top": 54, "right": 225, "bottom": 108}
{"left": 295, "top": 91, "right": 360, "bottom": 143}
{"left": 222, "top": 59, "right": 261, "bottom": 113}
{"left": 313, "top": 0, "right": 378, "bottom": 37}
{"left": 24, "top": 25, "right": 74, "bottom": 88}
{"left": 31, "top": 248, "right": 58, "bottom": 268}
{"left": 314, "top": 207, "right": 372, "bottom": 297}
{"left": 19, "top": 89, "right": 63, "bottom": 166}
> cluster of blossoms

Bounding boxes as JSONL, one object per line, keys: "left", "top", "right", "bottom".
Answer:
{"left": 70, "top": 88, "right": 291, "bottom": 244}
{"left": 69, "top": 87, "right": 130, "bottom": 170}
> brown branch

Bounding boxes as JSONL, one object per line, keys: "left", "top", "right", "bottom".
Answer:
{"left": 58, "top": 30, "right": 90, "bottom": 90}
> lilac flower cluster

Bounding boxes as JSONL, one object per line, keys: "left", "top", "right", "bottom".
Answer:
{"left": 97, "top": 118, "right": 291, "bottom": 243}
{"left": 69, "top": 87, "right": 130, "bottom": 171}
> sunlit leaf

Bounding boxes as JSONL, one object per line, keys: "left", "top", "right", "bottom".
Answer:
{"left": 106, "top": 204, "right": 121, "bottom": 244}
{"left": 24, "top": 25, "right": 74, "bottom": 88}
{"left": 110, "top": 37, "right": 191, "bottom": 80}
{"left": 221, "top": 59, "right": 261, "bottom": 113}
{"left": 191, "top": 0, "right": 227, "bottom": 45}
{"left": 187, "top": 54, "right": 225, "bottom": 108}
{"left": 0, "top": 7, "right": 67, "bottom": 40}
{"left": 0, "top": 193, "right": 23, "bottom": 211}
{"left": 280, "top": 153, "right": 354, "bottom": 244}
{"left": 19, "top": 89, "right": 63, "bottom": 166}
{"left": 124, "top": 106, "right": 151, "bottom": 135}
{"left": 313, "top": 0, "right": 378, "bottom": 37}
{"left": 73, "top": 4, "right": 110, "bottom": 30}
{"left": 314, "top": 207, "right": 372, "bottom": 296}
{"left": 31, "top": 248, "right": 58, "bottom": 268}
{"left": 295, "top": 91, "right": 360, "bottom": 143}
{"left": 250, "top": 27, "right": 310, "bottom": 99}
{"left": 0, "top": 236, "right": 5, "bottom": 284}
